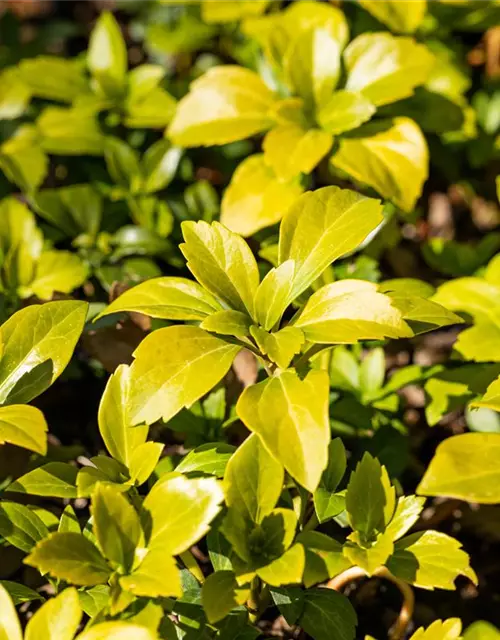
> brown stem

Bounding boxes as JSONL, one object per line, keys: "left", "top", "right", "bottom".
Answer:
{"left": 326, "top": 566, "right": 414, "bottom": 640}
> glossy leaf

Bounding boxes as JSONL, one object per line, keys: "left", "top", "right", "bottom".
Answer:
{"left": 120, "top": 547, "right": 181, "bottom": 598}
{"left": 0, "top": 502, "right": 49, "bottom": 553}
{"left": 0, "top": 300, "right": 88, "bottom": 404}
{"left": 224, "top": 433, "right": 284, "bottom": 524}
{"left": 8, "top": 462, "right": 78, "bottom": 498}
{"left": 314, "top": 438, "right": 347, "bottom": 523}
{"left": 278, "top": 186, "right": 383, "bottom": 300}
{"left": 237, "top": 369, "right": 330, "bottom": 492}
{"left": 300, "top": 588, "right": 357, "bottom": 640}
{"left": 344, "top": 33, "right": 434, "bottom": 106}
{"left": 168, "top": 66, "right": 276, "bottom": 146}
{"left": 331, "top": 117, "right": 428, "bottom": 212}
{"left": 25, "top": 588, "right": 81, "bottom": 640}
{"left": 26, "top": 533, "right": 111, "bottom": 586}
{"left": 129, "top": 442, "right": 164, "bottom": 485}
{"left": 181, "top": 220, "right": 259, "bottom": 315}
{"left": 386, "top": 495, "right": 425, "bottom": 541}
{"left": 201, "top": 310, "right": 252, "bottom": 338}
{"left": 418, "top": 433, "right": 500, "bottom": 503}
{"left": 0, "top": 583, "right": 22, "bottom": 640}
{"left": 0, "top": 405, "right": 47, "bottom": 455}
{"left": 143, "top": 474, "right": 223, "bottom": 555}
{"left": 221, "top": 154, "right": 304, "bottom": 236}
{"left": 128, "top": 325, "right": 240, "bottom": 425}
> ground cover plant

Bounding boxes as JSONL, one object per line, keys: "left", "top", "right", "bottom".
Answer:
{"left": 0, "top": 0, "right": 500, "bottom": 638}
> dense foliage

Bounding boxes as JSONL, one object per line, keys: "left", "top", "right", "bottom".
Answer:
{"left": 0, "top": 1, "right": 500, "bottom": 638}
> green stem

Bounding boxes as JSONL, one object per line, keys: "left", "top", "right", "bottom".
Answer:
{"left": 247, "top": 576, "right": 261, "bottom": 623}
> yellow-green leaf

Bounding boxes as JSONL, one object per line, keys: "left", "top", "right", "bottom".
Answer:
{"left": 25, "top": 532, "right": 111, "bottom": 586}
{"left": 359, "top": 0, "right": 427, "bottom": 34}
{"left": 455, "top": 323, "right": 500, "bottom": 363}
{"left": 120, "top": 547, "right": 181, "bottom": 598}
{"left": 143, "top": 474, "right": 223, "bottom": 554}
{"left": 418, "top": 432, "right": 500, "bottom": 503}
{"left": 294, "top": 280, "right": 412, "bottom": 344}
{"left": 181, "top": 220, "right": 259, "bottom": 314}
{"left": 18, "top": 56, "right": 88, "bottom": 103}
{"left": 98, "top": 365, "right": 149, "bottom": 467}
{"left": 76, "top": 622, "right": 157, "bottom": 640}
{"left": 23, "top": 250, "right": 88, "bottom": 300}
{"left": 92, "top": 484, "right": 142, "bottom": 572}
{"left": 263, "top": 126, "right": 333, "bottom": 181}
{"left": 38, "top": 106, "right": 104, "bottom": 156}
{"left": 472, "top": 377, "right": 500, "bottom": 411}
{"left": 317, "top": 90, "right": 375, "bottom": 134}
{"left": 0, "top": 405, "right": 47, "bottom": 455}
{"left": 343, "top": 530, "right": 394, "bottom": 575}
{"left": 257, "top": 544, "right": 305, "bottom": 586}
{"left": 25, "top": 588, "right": 81, "bottom": 640}
{"left": 201, "top": 0, "right": 270, "bottom": 23}
{"left": 168, "top": 66, "right": 276, "bottom": 147}
{"left": 278, "top": 186, "right": 383, "bottom": 300}
{"left": 387, "top": 530, "right": 476, "bottom": 590}
{"left": 431, "top": 277, "right": 500, "bottom": 325}
{"left": 237, "top": 370, "right": 330, "bottom": 492}
{"left": 344, "top": 33, "right": 434, "bottom": 106}
{"left": 8, "top": 462, "right": 77, "bottom": 498}
{"left": 87, "top": 12, "right": 127, "bottom": 98}
{"left": 0, "top": 300, "right": 88, "bottom": 404}
{"left": 201, "top": 570, "right": 249, "bottom": 623}
{"left": 128, "top": 325, "right": 240, "bottom": 425}
{"left": 0, "top": 583, "right": 22, "bottom": 640}
{"left": 410, "top": 618, "right": 462, "bottom": 640}
{"left": 201, "top": 310, "right": 252, "bottom": 338}
{"left": 224, "top": 433, "right": 284, "bottom": 524}
{"left": 331, "top": 117, "right": 428, "bottom": 212}
{"left": 0, "top": 502, "right": 49, "bottom": 553}
{"left": 221, "top": 154, "right": 304, "bottom": 237}
{"left": 254, "top": 260, "right": 295, "bottom": 331}
{"left": 128, "top": 441, "right": 164, "bottom": 485}
{"left": 250, "top": 325, "right": 305, "bottom": 369}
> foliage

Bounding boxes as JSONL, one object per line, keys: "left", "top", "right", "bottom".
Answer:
{"left": 0, "top": 1, "right": 499, "bottom": 639}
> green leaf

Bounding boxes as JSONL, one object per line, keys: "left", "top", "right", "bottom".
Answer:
{"left": 125, "top": 86, "right": 177, "bottom": 129}
{"left": 76, "top": 622, "right": 157, "bottom": 640}
{"left": 387, "top": 530, "right": 476, "bottom": 590}
{"left": 25, "top": 532, "right": 111, "bottom": 586}
{"left": 278, "top": 186, "right": 384, "bottom": 300}
{"left": 24, "top": 251, "right": 88, "bottom": 300}
{"left": 250, "top": 325, "right": 305, "bottom": 369}
{"left": 98, "top": 365, "right": 149, "bottom": 467}
{"left": 0, "top": 125, "right": 48, "bottom": 193}
{"left": 92, "top": 484, "right": 142, "bottom": 572}
{"left": 0, "top": 300, "right": 88, "bottom": 404}
{"left": 181, "top": 220, "right": 259, "bottom": 315}
{"left": 432, "top": 277, "right": 500, "bottom": 324}
{"left": 128, "top": 325, "right": 240, "bottom": 425}
{"left": 473, "top": 377, "right": 500, "bottom": 411}
{"left": 300, "top": 588, "right": 357, "bottom": 640}
{"left": 0, "top": 583, "right": 22, "bottom": 640}
{"left": 34, "top": 184, "right": 102, "bottom": 238}
{"left": 257, "top": 543, "right": 305, "bottom": 587}
{"left": 343, "top": 530, "right": 394, "bottom": 575}
{"left": 386, "top": 495, "right": 425, "bottom": 541}
{"left": 270, "top": 586, "right": 304, "bottom": 625}
{"left": 314, "top": 438, "right": 347, "bottom": 523}
{"left": 418, "top": 432, "right": 500, "bottom": 503}
{"left": 120, "top": 547, "right": 181, "bottom": 598}
{"left": 87, "top": 11, "right": 127, "bottom": 98}
{"left": 141, "top": 139, "right": 182, "bottom": 194}
{"left": 201, "top": 310, "right": 252, "bottom": 338}
{"left": 128, "top": 441, "right": 164, "bottom": 485}
{"left": 25, "top": 587, "right": 81, "bottom": 640}
{"left": 345, "top": 33, "right": 434, "bottom": 106}
{"left": 389, "top": 295, "right": 464, "bottom": 335}
{"left": 0, "top": 405, "right": 47, "bottom": 455}
{"left": 359, "top": 0, "right": 427, "bottom": 33}
{"left": 0, "top": 502, "right": 49, "bottom": 552}
{"left": 202, "top": 571, "right": 248, "bottom": 624}
{"left": 224, "top": 433, "right": 284, "bottom": 524}
{"left": 59, "top": 506, "right": 80, "bottom": 534}
{"left": 294, "top": 280, "right": 412, "bottom": 344}
{"left": 464, "top": 621, "right": 500, "bottom": 640}
{"left": 297, "top": 531, "right": 351, "bottom": 588}
{"left": 455, "top": 323, "right": 500, "bottom": 363}
{"left": 253, "top": 260, "right": 295, "bottom": 331}
{"left": 331, "top": 117, "right": 428, "bottom": 212}
{"left": 143, "top": 474, "right": 223, "bottom": 555}
{"left": 78, "top": 585, "right": 109, "bottom": 618}
{"left": 0, "top": 581, "right": 43, "bottom": 605}
{"left": 38, "top": 106, "right": 104, "bottom": 156}
{"left": 176, "top": 443, "right": 235, "bottom": 478}
{"left": 346, "top": 452, "right": 395, "bottom": 540}
{"left": 237, "top": 369, "right": 330, "bottom": 492}
{"left": 99, "top": 277, "right": 224, "bottom": 322}
{"left": 104, "top": 137, "right": 142, "bottom": 192}
{"left": 283, "top": 28, "right": 343, "bottom": 109}
{"left": 221, "top": 154, "right": 304, "bottom": 237}
{"left": 18, "top": 56, "right": 88, "bottom": 102}
{"left": 168, "top": 66, "right": 276, "bottom": 146}
{"left": 317, "top": 90, "right": 375, "bottom": 135}
{"left": 8, "top": 462, "right": 78, "bottom": 498}
{"left": 410, "top": 619, "right": 462, "bottom": 640}
{"left": 0, "top": 68, "right": 30, "bottom": 120}
{"left": 359, "top": 347, "right": 385, "bottom": 398}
